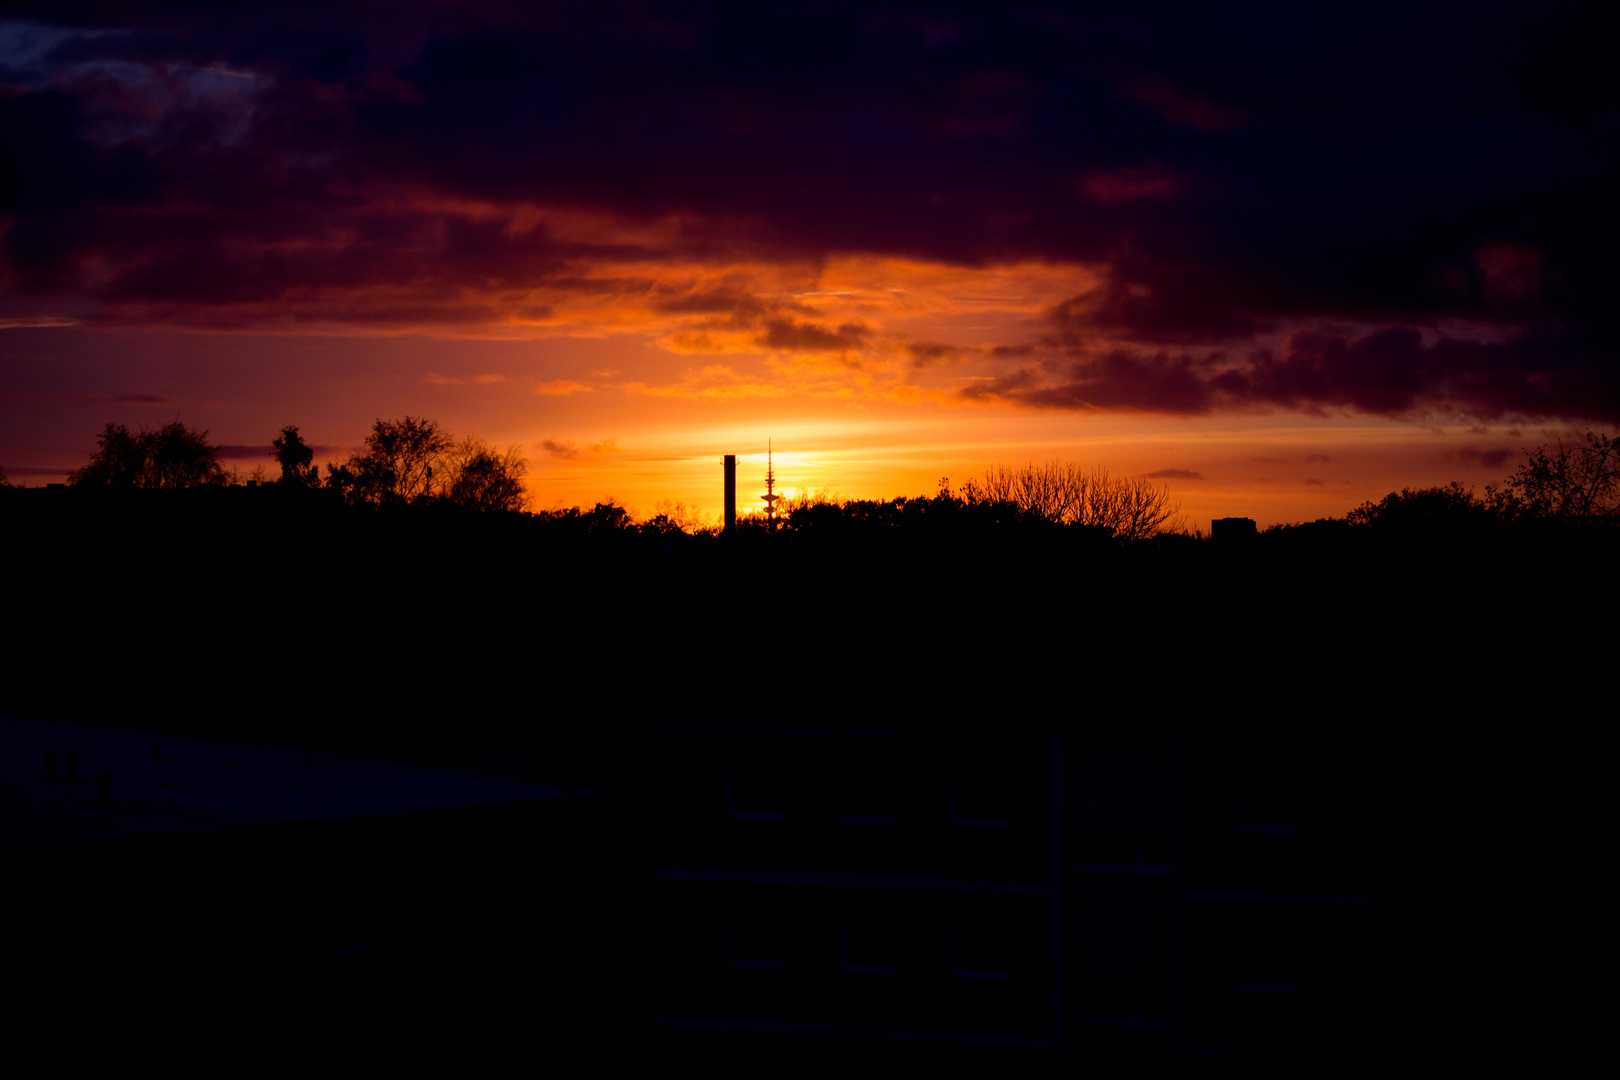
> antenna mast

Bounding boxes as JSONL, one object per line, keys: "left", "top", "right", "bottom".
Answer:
{"left": 761, "top": 439, "right": 781, "bottom": 529}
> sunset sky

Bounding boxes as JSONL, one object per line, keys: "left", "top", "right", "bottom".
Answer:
{"left": 3, "top": 2, "right": 1615, "bottom": 527}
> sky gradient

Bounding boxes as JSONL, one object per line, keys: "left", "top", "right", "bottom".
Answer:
{"left": 4, "top": 2, "right": 1616, "bottom": 526}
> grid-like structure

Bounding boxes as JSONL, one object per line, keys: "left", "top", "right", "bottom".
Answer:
{"left": 653, "top": 726, "right": 1425, "bottom": 1078}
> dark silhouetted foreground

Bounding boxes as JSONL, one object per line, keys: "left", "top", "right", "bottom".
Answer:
{"left": 4, "top": 439, "right": 1611, "bottom": 1076}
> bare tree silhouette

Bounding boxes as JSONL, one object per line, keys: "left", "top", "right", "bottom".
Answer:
{"left": 441, "top": 437, "right": 529, "bottom": 512}
{"left": 1490, "top": 430, "right": 1620, "bottom": 522}
{"left": 327, "top": 416, "right": 452, "bottom": 506}
{"left": 647, "top": 499, "right": 715, "bottom": 534}
{"left": 974, "top": 461, "right": 1185, "bottom": 539}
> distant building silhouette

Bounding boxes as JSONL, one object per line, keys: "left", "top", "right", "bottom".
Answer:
{"left": 1212, "top": 517, "right": 1257, "bottom": 540}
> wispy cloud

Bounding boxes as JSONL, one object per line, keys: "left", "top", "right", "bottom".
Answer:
{"left": 621, "top": 365, "right": 791, "bottom": 401}
{"left": 539, "top": 437, "right": 618, "bottom": 460}
{"left": 425, "top": 372, "right": 510, "bottom": 385}
{"left": 216, "top": 442, "right": 339, "bottom": 459}
{"left": 0, "top": 318, "right": 77, "bottom": 329}
{"left": 1453, "top": 446, "right": 1516, "bottom": 469}
{"left": 534, "top": 380, "right": 592, "bottom": 396}
{"left": 1, "top": 391, "right": 176, "bottom": 405}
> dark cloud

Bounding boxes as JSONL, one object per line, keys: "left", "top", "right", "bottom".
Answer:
{"left": 1112, "top": 69, "right": 1248, "bottom": 133}
{"left": 1237, "top": 328, "right": 1619, "bottom": 421}
{"left": 1145, "top": 468, "right": 1201, "bottom": 480}
{"left": 540, "top": 439, "right": 580, "bottom": 460}
{"left": 650, "top": 286, "right": 819, "bottom": 327}
{"left": 538, "top": 437, "right": 616, "bottom": 460}
{"left": 1049, "top": 267, "right": 1264, "bottom": 346}
{"left": 213, "top": 441, "right": 339, "bottom": 459}
{"left": 985, "top": 348, "right": 1217, "bottom": 414}
{"left": 1, "top": 3, "right": 1616, "bottom": 418}
{"left": 978, "top": 325, "right": 1620, "bottom": 423}
{"left": 654, "top": 288, "right": 771, "bottom": 318}
{"left": 906, "top": 341, "right": 961, "bottom": 368}
{"left": 1078, "top": 166, "right": 1178, "bottom": 203}
{"left": 1454, "top": 446, "right": 1516, "bottom": 470}
{"left": 756, "top": 318, "right": 869, "bottom": 352}
{"left": 960, "top": 367, "right": 1039, "bottom": 402}
{"left": 0, "top": 390, "right": 176, "bottom": 405}
{"left": 1305, "top": 454, "right": 1331, "bottom": 463}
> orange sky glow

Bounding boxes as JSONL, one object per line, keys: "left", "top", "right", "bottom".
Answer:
{"left": 5, "top": 8, "right": 1610, "bottom": 529}
{"left": 3, "top": 242, "right": 1565, "bottom": 529}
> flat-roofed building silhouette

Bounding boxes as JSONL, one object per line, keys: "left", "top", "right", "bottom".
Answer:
{"left": 1211, "top": 517, "right": 1258, "bottom": 540}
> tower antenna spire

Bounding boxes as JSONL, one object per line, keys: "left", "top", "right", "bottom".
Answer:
{"left": 761, "top": 438, "right": 781, "bottom": 529}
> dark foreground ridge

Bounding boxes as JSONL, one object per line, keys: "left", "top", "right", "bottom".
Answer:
{"left": 3, "top": 483, "right": 1609, "bottom": 1075}
{"left": 3, "top": 715, "right": 631, "bottom": 1073}
{"left": 5, "top": 481, "right": 1612, "bottom": 745}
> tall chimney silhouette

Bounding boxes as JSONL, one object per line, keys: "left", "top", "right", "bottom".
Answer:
{"left": 723, "top": 455, "right": 737, "bottom": 536}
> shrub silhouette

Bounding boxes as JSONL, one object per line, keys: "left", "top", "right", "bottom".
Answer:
{"left": 1345, "top": 482, "right": 1494, "bottom": 532}
{"left": 68, "top": 421, "right": 225, "bottom": 489}
{"left": 271, "top": 425, "right": 320, "bottom": 487}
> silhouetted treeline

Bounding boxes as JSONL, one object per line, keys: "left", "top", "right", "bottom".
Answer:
{"left": 67, "top": 420, "right": 228, "bottom": 488}
{"left": 58, "top": 416, "right": 532, "bottom": 513}
{"left": 6, "top": 429, "right": 1615, "bottom": 772}
{"left": 46, "top": 417, "right": 1613, "bottom": 534}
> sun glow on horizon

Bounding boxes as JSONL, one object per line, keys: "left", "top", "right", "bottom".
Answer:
{"left": 516, "top": 407, "right": 1537, "bottom": 530}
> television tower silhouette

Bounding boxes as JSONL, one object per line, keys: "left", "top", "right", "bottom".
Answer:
{"left": 761, "top": 439, "right": 781, "bottom": 530}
